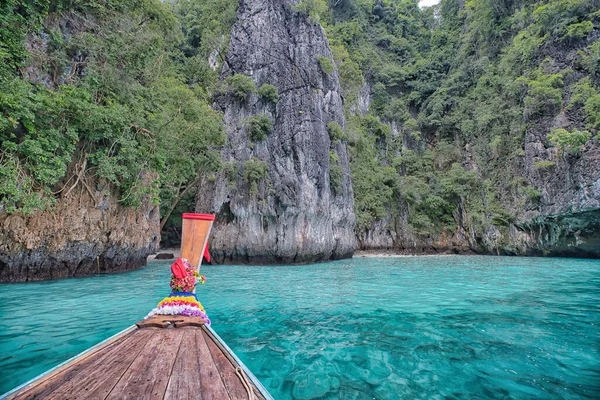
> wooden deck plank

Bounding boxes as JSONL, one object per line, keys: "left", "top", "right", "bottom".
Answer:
{"left": 204, "top": 330, "right": 248, "bottom": 399}
{"left": 163, "top": 329, "right": 203, "bottom": 400}
{"left": 137, "top": 315, "right": 205, "bottom": 329}
{"left": 7, "top": 326, "right": 268, "bottom": 400}
{"left": 195, "top": 329, "right": 231, "bottom": 399}
{"left": 105, "top": 329, "right": 184, "bottom": 400}
{"left": 7, "top": 328, "right": 140, "bottom": 400}
{"left": 44, "top": 329, "right": 154, "bottom": 400}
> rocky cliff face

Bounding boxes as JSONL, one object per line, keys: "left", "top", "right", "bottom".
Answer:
{"left": 0, "top": 188, "right": 159, "bottom": 282}
{"left": 355, "top": 70, "right": 600, "bottom": 257}
{"left": 197, "top": 0, "right": 355, "bottom": 264}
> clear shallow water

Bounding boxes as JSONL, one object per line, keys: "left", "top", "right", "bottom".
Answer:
{"left": 0, "top": 256, "right": 599, "bottom": 399}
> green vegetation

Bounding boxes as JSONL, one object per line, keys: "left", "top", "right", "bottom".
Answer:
{"left": 323, "top": 0, "right": 599, "bottom": 238}
{"left": 565, "top": 20, "right": 593, "bottom": 40}
{"left": 0, "top": 0, "right": 232, "bottom": 221}
{"left": 257, "top": 84, "right": 279, "bottom": 103}
{"left": 295, "top": 0, "right": 328, "bottom": 23}
{"left": 317, "top": 56, "right": 334, "bottom": 74}
{"left": 1, "top": 0, "right": 599, "bottom": 248}
{"left": 224, "top": 74, "right": 256, "bottom": 102}
{"left": 245, "top": 114, "right": 272, "bottom": 142}
{"left": 223, "top": 161, "right": 238, "bottom": 187}
{"left": 570, "top": 77, "right": 600, "bottom": 130}
{"left": 327, "top": 121, "right": 345, "bottom": 143}
{"left": 547, "top": 128, "right": 591, "bottom": 155}
{"left": 243, "top": 157, "right": 268, "bottom": 195}
{"left": 534, "top": 161, "right": 557, "bottom": 169}
{"left": 518, "top": 67, "right": 569, "bottom": 120}
{"left": 329, "top": 151, "right": 343, "bottom": 194}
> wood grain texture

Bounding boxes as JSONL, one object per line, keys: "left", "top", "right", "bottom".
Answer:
{"left": 7, "top": 326, "right": 266, "bottom": 400}
{"left": 180, "top": 218, "right": 212, "bottom": 269}
{"left": 45, "top": 329, "right": 153, "bottom": 400}
{"left": 6, "top": 328, "right": 139, "bottom": 400}
{"left": 137, "top": 315, "right": 205, "bottom": 329}
{"left": 195, "top": 329, "right": 231, "bottom": 399}
{"left": 204, "top": 330, "right": 248, "bottom": 399}
{"left": 163, "top": 330, "right": 204, "bottom": 400}
{"left": 105, "top": 329, "right": 184, "bottom": 400}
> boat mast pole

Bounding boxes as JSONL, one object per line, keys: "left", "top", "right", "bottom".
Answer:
{"left": 180, "top": 213, "right": 215, "bottom": 295}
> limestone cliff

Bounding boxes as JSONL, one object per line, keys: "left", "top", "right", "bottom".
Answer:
{"left": 0, "top": 187, "right": 159, "bottom": 282}
{"left": 197, "top": 0, "right": 355, "bottom": 264}
{"left": 354, "top": 68, "right": 599, "bottom": 257}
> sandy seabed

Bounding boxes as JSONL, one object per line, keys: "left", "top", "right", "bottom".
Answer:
{"left": 353, "top": 251, "right": 457, "bottom": 258}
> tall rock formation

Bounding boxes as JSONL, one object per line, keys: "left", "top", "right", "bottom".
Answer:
{"left": 197, "top": 0, "right": 355, "bottom": 264}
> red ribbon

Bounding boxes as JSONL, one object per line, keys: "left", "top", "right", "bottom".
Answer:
{"left": 170, "top": 258, "right": 187, "bottom": 278}
{"left": 203, "top": 243, "right": 211, "bottom": 263}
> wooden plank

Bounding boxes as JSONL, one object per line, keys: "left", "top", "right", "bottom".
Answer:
{"left": 105, "top": 329, "right": 184, "bottom": 400}
{"left": 44, "top": 329, "right": 154, "bottom": 399}
{"left": 181, "top": 218, "right": 212, "bottom": 269}
{"left": 194, "top": 329, "right": 231, "bottom": 399}
{"left": 163, "top": 329, "right": 203, "bottom": 400}
{"left": 7, "top": 328, "right": 139, "bottom": 400}
{"left": 204, "top": 330, "right": 248, "bottom": 399}
{"left": 137, "top": 315, "right": 205, "bottom": 329}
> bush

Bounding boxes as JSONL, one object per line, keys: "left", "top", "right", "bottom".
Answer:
{"left": 245, "top": 114, "right": 272, "bottom": 142}
{"left": 564, "top": 20, "right": 593, "bottom": 40}
{"left": 534, "top": 160, "right": 557, "bottom": 169}
{"left": 223, "top": 161, "right": 238, "bottom": 183}
{"left": 243, "top": 157, "right": 268, "bottom": 195}
{"left": 257, "top": 83, "right": 279, "bottom": 103}
{"left": 547, "top": 128, "right": 591, "bottom": 154}
{"left": 569, "top": 78, "right": 600, "bottom": 130}
{"left": 317, "top": 56, "right": 334, "bottom": 74}
{"left": 519, "top": 69, "right": 566, "bottom": 119}
{"left": 329, "top": 151, "right": 343, "bottom": 195}
{"left": 576, "top": 40, "right": 600, "bottom": 75}
{"left": 225, "top": 74, "right": 256, "bottom": 102}
{"left": 294, "top": 0, "right": 328, "bottom": 23}
{"left": 327, "top": 121, "right": 344, "bottom": 143}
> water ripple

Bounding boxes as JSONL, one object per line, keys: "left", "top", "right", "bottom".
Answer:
{"left": 0, "top": 256, "right": 599, "bottom": 399}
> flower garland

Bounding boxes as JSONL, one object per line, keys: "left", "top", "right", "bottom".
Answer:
{"left": 144, "top": 257, "right": 211, "bottom": 325}
{"left": 170, "top": 258, "right": 206, "bottom": 292}
{"left": 145, "top": 295, "right": 211, "bottom": 325}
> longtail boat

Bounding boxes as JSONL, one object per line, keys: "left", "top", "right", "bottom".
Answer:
{"left": 2, "top": 213, "right": 272, "bottom": 400}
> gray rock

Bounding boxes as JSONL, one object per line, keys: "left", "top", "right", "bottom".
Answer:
{"left": 197, "top": 0, "right": 355, "bottom": 264}
{"left": 155, "top": 253, "right": 175, "bottom": 260}
{"left": 0, "top": 187, "right": 159, "bottom": 282}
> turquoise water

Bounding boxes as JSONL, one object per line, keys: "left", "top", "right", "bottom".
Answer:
{"left": 1, "top": 256, "right": 599, "bottom": 399}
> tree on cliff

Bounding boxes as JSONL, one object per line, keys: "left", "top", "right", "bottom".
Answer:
{"left": 0, "top": 0, "right": 228, "bottom": 223}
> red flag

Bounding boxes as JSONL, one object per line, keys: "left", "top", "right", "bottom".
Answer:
{"left": 203, "top": 242, "right": 211, "bottom": 263}
{"left": 170, "top": 258, "right": 187, "bottom": 278}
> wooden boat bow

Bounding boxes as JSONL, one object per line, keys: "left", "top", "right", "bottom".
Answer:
{"left": 2, "top": 213, "right": 273, "bottom": 399}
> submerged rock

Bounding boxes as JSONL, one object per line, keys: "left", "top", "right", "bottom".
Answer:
{"left": 197, "top": 0, "right": 355, "bottom": 264}
{"left": 0, "top": 189, "right": 159, "bottom": 283}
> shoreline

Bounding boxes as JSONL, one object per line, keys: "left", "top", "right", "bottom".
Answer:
{"left": 147, "top": 249, "right": 461, "bottom": 263}
{"left": 353, "top": 250, "right": 458, "bottom": 258}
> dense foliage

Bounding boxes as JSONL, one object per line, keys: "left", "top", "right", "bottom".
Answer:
{"left": 246, "top": 114, "right": 273, "bottom": 142}
{"left": 2, "top": 0, "right": 598, "bottom": 250}
{"left": 0, "top": 0, "right": 237, "bottom": 228}
{"left": 257, "top": 83, "right": 279, "bottom": 103}
{"left": 322, "top": 0, "right": 599, "bottom": 243}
